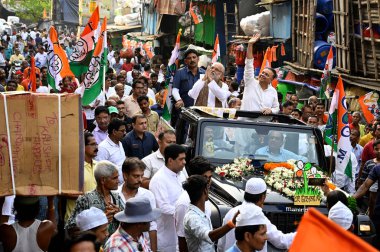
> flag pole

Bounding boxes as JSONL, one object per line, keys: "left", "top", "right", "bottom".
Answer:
{"left": 329, "top": 134, "right": 335, "bottom": 177}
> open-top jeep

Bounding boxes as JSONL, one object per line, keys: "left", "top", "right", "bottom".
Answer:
{"left": 176, "top": 107, "right": 375, "bottom": 249}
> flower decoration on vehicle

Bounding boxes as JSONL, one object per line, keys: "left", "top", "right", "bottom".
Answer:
{"left": 265, "top": 160, "right": 326, "bottom": 200}
{"left": 215, "top": 158, "right": 255, "bottom": 180}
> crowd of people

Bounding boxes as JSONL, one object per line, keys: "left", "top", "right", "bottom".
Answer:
{"left": 0, "top": 28, "right": 380, "bottom": 252}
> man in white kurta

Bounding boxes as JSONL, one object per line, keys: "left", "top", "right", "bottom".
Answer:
{"left": 149, "top": 144, "right": 187, "bottom": 252}
{"left": 241, "top": 34, "right": 280, "bottom": 114}
{"left": 188, "top": 62, "right": 231, "bottom": 108}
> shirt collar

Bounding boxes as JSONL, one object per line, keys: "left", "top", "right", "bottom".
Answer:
{"left": 132, "top": 130, "right": 145, "bottom": 140}
{"left": 106, "top": 136, "right": 119, "bottom": 146}
{"left": 94, "top": 125, "right": 107, "bottom": 133}
{"left": 163, "top": 165, "right": 179, "bottom": 177}
{"left": 155, "top": 150, "right": 164, "bottom": 160}
{"left": 189, "top": 204, "right": 207, "bottom": 217}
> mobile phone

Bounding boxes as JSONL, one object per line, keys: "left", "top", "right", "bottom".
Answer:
{"left": 308, "top": 178, "right": 325, "bottom": 186}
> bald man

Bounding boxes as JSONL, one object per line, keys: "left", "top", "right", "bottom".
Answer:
{"left": 188, "top": 62, "right": 231, "bottom": 108}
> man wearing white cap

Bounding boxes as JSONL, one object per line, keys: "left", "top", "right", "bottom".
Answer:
{"left": 103, "top": 197, "right": 161, "bottom": 252}
{"left": 75, "top": 207, "right": 109, "bottom": 245}
{"left": 328, "top": 201, "right": 354, "bottom": 231}
{"left": 217, "top": 178, "right": 296, "bottom": 252}
{"left": 226, "top": 205, "right": 268, "bottom": 252}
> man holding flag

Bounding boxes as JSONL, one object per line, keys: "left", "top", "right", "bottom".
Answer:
{"left": 324, "top": 76, "right": 356, "bottom": 194}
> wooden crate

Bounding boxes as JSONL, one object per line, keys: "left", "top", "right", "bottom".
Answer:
{"left": 350, "top": 0, "right": 380, "bottom": 80}
{"left": 292, "top": 0, "right": 317, "bottom": 68}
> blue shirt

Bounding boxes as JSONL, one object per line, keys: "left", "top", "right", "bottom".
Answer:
{"left": 121, "top": 130, "right": 159, "bottom": 159}
{"left": 255, "top": 146, "right": 307, "bottom": 162}
{"left": 173, "top": 66, "right": 205, "bottom": 107}
{"left": 226, "top": 243, "right": 243, "bottom": 252}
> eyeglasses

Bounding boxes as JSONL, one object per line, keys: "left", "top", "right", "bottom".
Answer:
{"left": 86, "top": 143, "right": 98, "bottom": 146}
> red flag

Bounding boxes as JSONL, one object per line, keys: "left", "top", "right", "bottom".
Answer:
{"left": 289, "top": 208, "right": 377, "bottom": 252}
{"left": 29, "top": 56, "right": 36, "bottom": 92}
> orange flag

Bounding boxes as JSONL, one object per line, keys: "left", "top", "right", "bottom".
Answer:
{"left": 259, "top": 47, "right": 272, "bottom": 75}
{"left": 358, "top": 91, "right": 379, "bottom": 123}
{"left": 289, "top": 208, "right": 377, "bottom": 252}
{"left": 281, "top": 43, "right": 286, "bottom": 56}
{"left": 271, "top": 45, "right": 278, "bottom": 62}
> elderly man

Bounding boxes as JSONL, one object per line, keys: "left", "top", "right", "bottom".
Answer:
{"left": 241, "top": 34, "right": 279, "bottom": 114}
{"left": 308, "top": 95, "right": 318, "bottom": 110}
{"left": 65, "top": 160, "right": 123, "bottom": 236}
{"left": 218, "top": 178, "right": 295, "bottom": 252}
{"left": 103, "top": 197, "right": 161, "bottom": 252}
{"left": 255, "top": 131, "right": 307, "bottom": 162}
{"left": 188, "top": 62, "right": 231, "bottom": 108}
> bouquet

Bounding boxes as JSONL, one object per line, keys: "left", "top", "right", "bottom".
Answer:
{"left": 215, "top": 158, "right": 255, "bottom": 180}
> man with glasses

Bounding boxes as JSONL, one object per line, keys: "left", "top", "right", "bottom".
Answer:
{"left": 175, "top": 156, "right": 215, "bottom": 252}
{"left": 96, "top": 119, "right": 127, "bottom": 184}
{"left": 188, "top": 62, "right": 231, "bottom": 108}
{"left": 172, "top": 49, "right": 205, "bottom": 125}
{"left": 241, "top": 34, "right": 279, "bottom": 114}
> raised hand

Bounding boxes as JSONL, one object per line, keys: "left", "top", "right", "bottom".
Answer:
{"left": 248, "top": 33, "right": 261, "bottom": 45}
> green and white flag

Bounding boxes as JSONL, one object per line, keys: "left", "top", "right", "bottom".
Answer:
{"left": 80, "top": 17, "right": 107, "bottom": 106}
{"left": 162, "top": 29, "right": 182, "bottom": 122}
{"left": 324, "top": 76, "right": 353, "bottom": 186}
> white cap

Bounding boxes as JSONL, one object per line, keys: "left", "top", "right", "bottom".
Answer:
{"left": 236, "top": 205, "right": 267, "bottom": 227}
{"left": 328, "top": 201, "right": 353, "bottom": 230}
{"left": 245, "top": 178, "right": 267, "bottom": 194}
{"left": 76, "top": 207, "right": 108, "bottom": 231}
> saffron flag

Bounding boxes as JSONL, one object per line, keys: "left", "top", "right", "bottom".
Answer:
{"left": 320, "top": 46, "right": 334, "bottom": 99}
{"left": 162, "top": 29, "right": 182, "bottom": 122}
{"left": 324, "top": 76, "right": 353, "bottom": 184}
{"left": 358, "top": 91, "right": 380, "bottom": 123}
{"left": 81, "top": 17, "right": 107, "bottom": 106}
{"left": 29, "top": 56, "right": 36, "bottom": 92}
{"left": 69, "top": 6, "right": 100, "bottom": 78}
{"left": 259, "top": 47, "right": 271, "bottom": 75}
{"left": 212, "top": 34, "right": 220, "bottom": 63}
{"left": 289, "top": 208, "right": 377, "bottom": 252}
{"left": 47, "top": 27, "right": 75, "bottom": 92}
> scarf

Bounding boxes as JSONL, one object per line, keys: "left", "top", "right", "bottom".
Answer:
{"left": 195, "top": 80, "right": 223, "bottom": 107}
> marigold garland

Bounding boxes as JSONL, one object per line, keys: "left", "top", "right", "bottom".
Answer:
{"left": 264, "top": 162, "right": 294, "bottom": 171}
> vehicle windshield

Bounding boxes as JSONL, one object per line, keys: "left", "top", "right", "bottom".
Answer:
{"left": 199, "top": 122, "right": 320, "bottom": 166}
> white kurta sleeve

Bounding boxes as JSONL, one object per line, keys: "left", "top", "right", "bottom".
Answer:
{"left": 244, "top": 58, "right": 255, "bottom": 84}
{"left": 150, "top": 180, "right": 175, "bottom": 215}
{"left": 188, "top": 79, "right": 206, "bottom": 101}
{"left": 208, "top": 81, "right": 231, "bottom": 103}
{"left": 266, "top": 219, "right": 296, "bottom": 249}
